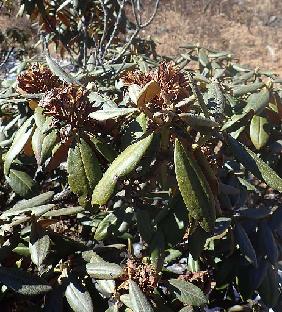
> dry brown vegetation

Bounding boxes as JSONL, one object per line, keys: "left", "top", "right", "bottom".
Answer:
{"left": 143, "top": 0, "right": 282, "bottom": 75}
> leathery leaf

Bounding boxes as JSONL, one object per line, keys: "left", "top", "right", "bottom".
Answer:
{"left": 4, "top": 116, "right": 35, "bottom": 175}
{"left": 92, "top": 134, "right": 154, "bottom": 205}
{"left": 249, "top": 115, "right": 269, "bottom": 150}
{"left": 67, "top": 138, "right": 102, "bottom": 207}
{"left": 174, "top": 139, "right": 215, "bottom": 232}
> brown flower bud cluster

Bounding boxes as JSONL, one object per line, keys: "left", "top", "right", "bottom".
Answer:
{"left": 122, "top": 61, "right": 190, "bottom": 112}
{"left": 17, "top": 64, "right": 97, "bottom": 140}
{"left": 17, "top": 64, "right": 62, "bottom": 93}
{"left": 39, "top": 85, "right": 96, "bottom": 140}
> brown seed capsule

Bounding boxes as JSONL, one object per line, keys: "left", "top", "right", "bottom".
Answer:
{"left": 17, "top": 63, "right": 62, "bottom": 94}
{"left": 122, "top": 61, "right": 190, "bottom": 112}
{"left": 39, "top": 85, "right": 97, "bottom": 140}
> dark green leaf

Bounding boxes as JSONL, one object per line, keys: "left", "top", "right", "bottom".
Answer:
{"left": 159, "top": 196, "right": 188, "bottom": 246}
{"left": 250, "top": 115, "right": 269, "bottom": 150}
{"left": 234, "top": 223, "right": 257, "bottom": 267}
{"left": 136, "top": 209, "right": 154, "bottom": 243}
{"left": 169, "top": 279, "right": 207, "bottom": 306}
{"left": 94, "top": 213, "right": 118, "bottom": 241}
{"left": 244, "top": 88, "right": 270, "bottom": 114}
{"left": 68, "top": 138, "right": 102, "bottom": 207}
{"left": 129, "top": 280, "right": 154, "bottom": 312}
{"left": 269, "top": 206, "right": 282, "bottom": 231}
{"left": 233, "top": 82, "right": 264, "bottom": 96}
{"left": 258, "top": 221, "right": 278, "bottom": 265}
{"left": 65, "top": 279, "right": 93, "bottom": 312}
{"left": 198, "top": 49, "right": 209, "bottom": 67}
{"left": 258, "top": 263, "right": 280, "bottom": 307}
{"left": 92, "top": 134, "right": 154, "bottom": 205}
{"left": 86, "top": 261, "right": 123, "bottom": 279}
{"left": 1, "top": 191, "right": 54, "bottom": 218}
{"left": 0, "top": 267, "right": 51, "bottom": 295}
{"left": 227, "top": 135, "right": 282, "bottom": 192}
{"left": 150, "top": 229, "right": 165, "bottom": 273}
{"left": 4, "top": 116, "right": 34, "bottom": 175}
{"left": 91, "top": 136, "right": 117, "bottom": 163}
{"left": 188, "top": 226, "right": 209, "bottom": 260}
{"left": 43, "top": 206, "right": 84, "bottom": 217}
{"left": 90, "top": 108, "right": 138, "bottom": 121}
{"left": 46, "top": 55, "right": 79, "bottom": 85}
{"left": 29, "top": 221, "right": 50, "bottom": 267}
{"left": 7, "top": 169, "right": 35, "bottom": 197}
{"left": 179, "top": 114, "right": 219, "bottom": 128}
{"left": 174, "top": 139, "right": 215, "bottom": 232}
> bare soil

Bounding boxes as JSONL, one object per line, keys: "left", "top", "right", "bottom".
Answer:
{"left": 142, "top": 0, "right": 282, "bottom": 76}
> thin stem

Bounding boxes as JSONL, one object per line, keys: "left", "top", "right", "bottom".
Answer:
{"left": 102, "top": 0, "right": 126, "bottom": 63}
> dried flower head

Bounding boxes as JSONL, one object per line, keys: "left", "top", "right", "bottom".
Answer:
{"left": 125, "top": 258, "right": 157, "bottom": 294}
{"left": 39, "top": 85, "right": 96, "bottom": 140}
{"left": 17, "top": 64, "right": 62, "bottom": 94}
{"left": 122, "top": 61, "right": 190, "bottom": 111}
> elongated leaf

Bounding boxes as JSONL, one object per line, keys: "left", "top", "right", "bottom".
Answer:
{"left": 91, "top": 136, "right": 117, "bottom": 163}
{"left": 136, "top": 209, "right": 154, "bottom": 243}
{"left": 159, "top": 195, "right": 188, "bottom": 246}
{"left": 129, "top": 280, "right": 153, "bottom": 312}
{"left": 179, "top": 306, "right": 194, "bottom": 312}
{"left": 258, "top": 221, "right": 278, "bottom": 265}
{"left": 32, "top": 128, "right": 43, "bottom": 163}
{"left": 250, "top": 115, "right": 269, "bottom": 150}
{"left": 0, "top": 267, "right": 51, "bottom": 295}
{"left": 128, "top": 84, "right": 142, "bottom": 105}
{"left": 92, "top": 134, "right": 154, "bottom": 205}
{"left": 1, "top": 191, "right": 54, "bottom": 218}
{"left": 136, "top": 80, "right": 161, "bottom": 108}
{"left": 90, "top": 108, "right": 138, "bottom": 121}
{"left": 29, "top": 221, "right": 50, "bottom": 267}
{"left": 43, "top": 206, "right": 84, "bottom": 217}
{"left": 258, "top": 263, "right": 280, "bottom": 307}
{"left": 179, "top": 114, "right": 219, "bottom": 128}
{"left": 94, "top": 213, "right": 118, "bottom": 240}
{"left": 269, "top": 206, "right": 282, "bottom": 231}
{"left": 227, "top": 135, "right": 282, "bottom": 192}
{"left": 221, "top": 111, "right": 252, "bottom": 132}
{"left": 233, "top": 82, "right": 264, "bottom": 96}
{"left": 188, "top": 226, "right": 209, "bottom": 260}
{"left": 46, "top": 55, "right": 79, "bottom": 85}
{"left": 7, "top": 169, "right": 35, "bottom": 197}
{"left": 120, "top": 294, "right": 134, "bottom": 310}
{"left": 174, "top": 139, "right": 215, "bottom": 232}
{"left": 86, "top": 261, "right": 123, "bottom": 279}
{"left": 198, "top": 49, "right": 209, "bottom": 67}
{"left": 68, "top": 138, "right": 102, "bottom": 206}
{"left": 32, "top": 127, "right": 57, "bottom": 165}
{"left": 169, "top": 279, "right": 207, "bottom": 306}
{"left": 207, "top": 82, "right": 225, "bottom": 113}
{"left": 150, "top": 230, "right": 165, "bottom": 272}
{"left": 65, "top": 280, "right": 93, "bottom": 312}
{"left": 4, "top": 116, "right": 34, "bottom": 174}
{"left": 95, "top": 280, "right": 115, "bottom": 296}
{"left": 234, "top": 223, "right": 257, "bottom": 267}
{"left": 244, "top": 88, "right": 270, "bottom": 114}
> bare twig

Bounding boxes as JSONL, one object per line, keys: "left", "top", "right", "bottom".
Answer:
{"left": 109, "top": 0, "right": 160, "bottom": 64}
{"left": 0, "top": 47, "right": 15, "bottom": 70}
{"left": 98, "top": 0, "right": 109, "bottom": 62}
{"left": 82, "top": 15, "right": 88, "bottom": 69}
{"left": 101, "top": 0, "right": 126, "bottom": 63}
{"left": 140, "top": 0, "right": 160, "bottom": 28}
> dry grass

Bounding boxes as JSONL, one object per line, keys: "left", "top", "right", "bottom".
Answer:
{"left": 142, "top": 0, "right": 282, "bottom": 75}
